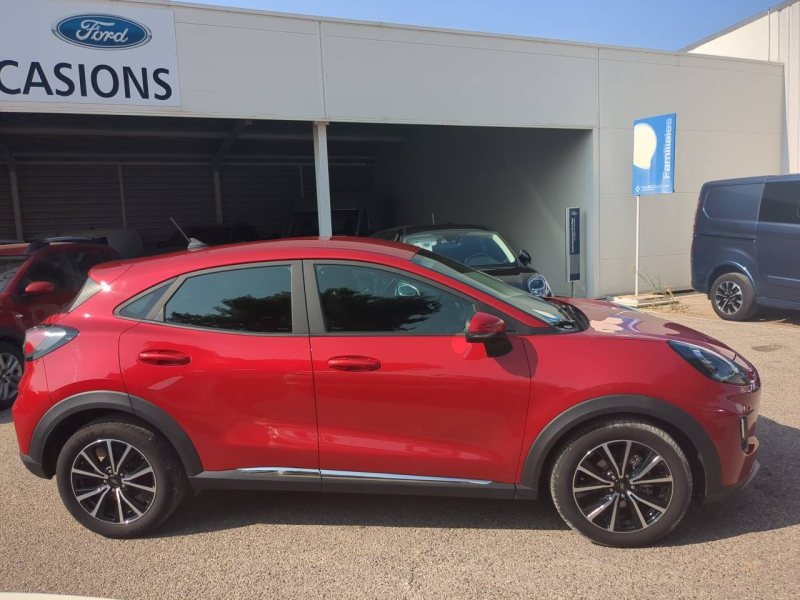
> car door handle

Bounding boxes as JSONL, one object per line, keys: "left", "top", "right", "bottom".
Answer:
{"left": 138, "top": 350, "right": 191, "bottom": 366}
{"left": 327, "top": 356, "right": 381, "bottom": 372}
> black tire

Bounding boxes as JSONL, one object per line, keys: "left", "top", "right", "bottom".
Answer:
{"left": 56, "top": 417, "right": 186, "bottom": 538}
{"left": 0, "top": 341, "right": 24, "bottom": 410}
{"left": 710, "top": 273, "right": 757, "bottom": 321}
{"left": 550, "top": 419, "right": 692, "bottom": 548}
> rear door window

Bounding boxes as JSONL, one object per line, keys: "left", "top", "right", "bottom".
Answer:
{"left": 703, "top": 184, "right": 763, "bottom": 221}
{"left": 758, "top": 181, "right": 800, "bottom": 225}
{"left": 164, "top": 265, "right": 292, "bottom": 333}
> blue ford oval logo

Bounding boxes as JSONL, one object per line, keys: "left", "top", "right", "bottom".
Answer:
{"left": 52, "top": 14, "right": 152, "bottom": 50}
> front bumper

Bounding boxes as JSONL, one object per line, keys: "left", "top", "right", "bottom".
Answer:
{"left": 19, "top": 452, "right": 49, "bottom": 479}
{"left": 705, "top": 457, "right": 760, "bottom": 504}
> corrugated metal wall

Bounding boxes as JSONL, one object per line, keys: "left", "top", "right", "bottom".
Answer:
{"left": 123, "top": 165, "right": 217, "bottom": 250}
{"left": 8, "top": 162, "right": 374, "bottom": 248}
{"left": 219, "top": 165, "right": 301, "bottom": 239}
{"left": 0, "top": 169, "right": 14, "bottom": 239}
{"left": 16, "top": 164, "right": 122, "bottom": 240}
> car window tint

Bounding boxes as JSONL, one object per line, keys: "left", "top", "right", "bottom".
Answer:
{"left": 119, "top": 282, "right": 174, "bottom": 319}
{"left": 0, "top": 256, "right": 27, "bottom": 293}
{"left": 703, "top": 184, "right": 762, "bottom": 221}
{"left": 759, "top": 181, "right": 800, "bottom": 225}
{"left": 315, "top": 264, "right": 475, "bottom": 334}
{"left": 165, "top": 266, "right": 292, "bottom": 333}
{"left": 21, "top": 253, "right": 73, "bottom": 291}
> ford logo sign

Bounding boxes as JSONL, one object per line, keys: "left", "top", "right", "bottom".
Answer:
{"left": 52, "top": 14, "right": 152, "bottom": 50}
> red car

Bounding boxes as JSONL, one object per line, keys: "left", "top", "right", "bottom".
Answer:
{"left": 0, "top": 239, "right": 119, "bottom": 409}
{"left": 11, "top": 238, "right": 760, "bottom": 547}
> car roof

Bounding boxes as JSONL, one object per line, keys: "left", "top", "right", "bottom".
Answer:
{"left": 94, "top": 236, "right": 419, "bottom": 275}
{"left": 0, "top": 241, "right": 112, "bottom": 257}
{"left": 703, "top": 173, "right": 800, "bottom": 187}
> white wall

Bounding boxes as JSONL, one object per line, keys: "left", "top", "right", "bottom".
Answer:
{"left": 597, "top": 49, "right": 783, "bottom": 296}
{"left": 689, "top": 3, "right": 799, "bottom": 173}
{"left": 373, "top": 127, "right": 594, "bottom": 298}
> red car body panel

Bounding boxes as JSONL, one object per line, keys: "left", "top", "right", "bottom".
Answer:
{"left": 118, "top": 322, "right": 318, "bottom": 471}
{"left": 11, "top": 237, "right": 760, "bottom": 503}
{"left": 311, "top": 335, "right": 531, "bottom": 482}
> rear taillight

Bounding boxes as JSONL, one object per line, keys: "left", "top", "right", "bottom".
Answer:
{"left": 23, "top": 326, "right": 79, "bottom": 362}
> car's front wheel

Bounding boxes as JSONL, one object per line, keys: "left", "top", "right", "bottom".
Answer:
{"left": 56, "top": 417, "right": 186, "bottom": 538}
{"left": 550, "top": 419, "right": 692, "bottom": 547}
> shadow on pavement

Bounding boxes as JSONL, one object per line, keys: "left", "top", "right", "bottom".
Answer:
{"left": 0, "top": 409, "right": 12, "bottom": 425}
{"left": 156, "top": 416, "right": 799, "bottom": 545}
{"left": 664, "top": 416, "right": 799, "bottom": 547}
{"left": 751, "top": 307, "right": 800, "bottom": 326}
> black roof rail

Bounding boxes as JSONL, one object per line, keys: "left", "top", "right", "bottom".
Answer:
{"left": 0, "top": 240, "right": 24, "bottom": 245}
{"left": 25, "top": 237, "right": 106, "bottom": 254}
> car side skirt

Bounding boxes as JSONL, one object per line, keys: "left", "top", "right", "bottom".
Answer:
{"left": 189, "top": 468, "right": 517, "bottom": 499}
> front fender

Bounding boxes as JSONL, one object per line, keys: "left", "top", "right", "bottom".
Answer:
{"left": 515, "top": 394, "right": 722, "bottom": 501}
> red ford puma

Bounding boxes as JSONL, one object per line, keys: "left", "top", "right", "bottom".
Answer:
{"left": 12, "top": 238, "right": 760, "bottom": 547}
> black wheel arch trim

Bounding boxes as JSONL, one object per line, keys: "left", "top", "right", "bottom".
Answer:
{"left": 518, "top": 394, "right": 722, "bottom": 500}
{"left": 28, "top": 390, "right": 203, "bottom": 478}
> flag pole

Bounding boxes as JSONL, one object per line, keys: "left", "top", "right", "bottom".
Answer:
{"left": 634, "top": 194, "right": 640, "bottom": 297}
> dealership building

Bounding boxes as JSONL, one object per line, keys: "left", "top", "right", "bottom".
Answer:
{"left": 0, "top": 0, "right": 786, "bottom": 297}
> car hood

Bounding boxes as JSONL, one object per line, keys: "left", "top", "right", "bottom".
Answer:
{"left": 559, "top": 297, "right": 738, "bottom": 360}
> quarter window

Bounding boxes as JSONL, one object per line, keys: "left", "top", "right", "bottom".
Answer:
{"left": 314, "top": 264, "right": 475, "bottom": 334}
{"left": 759, "top": 181, "right": 800, "bottom": 225}
{"left": 164, "top": 266, "right": 292, "bottom": 333}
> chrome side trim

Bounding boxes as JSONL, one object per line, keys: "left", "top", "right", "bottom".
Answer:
{"left": 321, "top": 469, "right": 492, "bottom": 486}
{"left": 238, "top": 467, "right": 320, "bottom": 476}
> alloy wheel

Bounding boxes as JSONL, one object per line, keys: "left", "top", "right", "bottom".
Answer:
{"left": 0, "top": 352, "right": 22, "bottom": 404}
{"left": 572, "top": 440, "right": 673, "bottom": 533}
{"left": 70, "top": 439, "right": 157, "bottom": 525}
{"left": 715, "top": 281, "right": 743, "bottom": 315}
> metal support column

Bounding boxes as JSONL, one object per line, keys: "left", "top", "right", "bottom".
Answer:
{"left": 313, "top": 121, "right": 332, "bottom": 237}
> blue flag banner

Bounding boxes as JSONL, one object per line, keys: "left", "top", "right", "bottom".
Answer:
{"left": 632, "top": 113, "right": 676, "bottom": 195}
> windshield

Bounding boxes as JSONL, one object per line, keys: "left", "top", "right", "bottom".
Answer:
{"left": 411, "top": 250, "right": 564, "bottom": 326}
{"left": 0, "top": 256, "right": 26, "bottom": 293}
{"left": 402, "top": 230, "right": 517, "bottom": 268}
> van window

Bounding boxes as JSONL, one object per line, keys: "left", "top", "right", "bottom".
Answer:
{"left": 759, "top": 181, "right": 800, "bottom": 225}
{"left": 703, "top": 184, "right": 762, "bottom": 221}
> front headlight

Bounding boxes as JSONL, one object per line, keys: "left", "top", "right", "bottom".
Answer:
{"left": 668, "top": 340, "right": 751, "bottom": 385}
{"left": 528, "top": 275, "right": 551, "bottom": 297}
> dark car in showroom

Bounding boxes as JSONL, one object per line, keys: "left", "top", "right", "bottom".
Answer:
{"left": 372, "top": 224, "right": 551, "bottom": 297}
{"left": 13, "top": 237, "right": 759, "bottom": 546}
{"left": 0, "top": 238, "right": 119, "bottom": 408}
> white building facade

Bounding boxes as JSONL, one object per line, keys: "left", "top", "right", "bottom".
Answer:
{"left": 0, "top": 0, "right": 787, "bottom": 297}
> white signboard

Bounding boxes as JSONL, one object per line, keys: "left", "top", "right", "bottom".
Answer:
{"left": 0, "top": 0, "right": 180, "bottom": 107}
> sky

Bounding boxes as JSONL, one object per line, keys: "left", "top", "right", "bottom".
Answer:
{"left": 185, "top": 0, "right": 779, "bottom": 51}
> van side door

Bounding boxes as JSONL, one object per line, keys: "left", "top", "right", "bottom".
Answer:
{"left": 756, "top": 180, "right": 800, "bottom": 305}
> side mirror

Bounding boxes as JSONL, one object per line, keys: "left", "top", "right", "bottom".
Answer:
{"left": 518, "top": 249, "right": 532, "bottom": 266}
{"left": 466, "top": 311, "right": 506, "bottom": 343}
{"left": 24, "top": 281, "right": 55, "bottom": 296}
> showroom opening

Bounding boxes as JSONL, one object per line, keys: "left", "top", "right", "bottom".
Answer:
{"left": 0, "top": 114, "right": 594, "bottom": 297}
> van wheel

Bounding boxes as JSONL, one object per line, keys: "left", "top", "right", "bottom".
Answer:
{"left": 711, "top": 273, "right": 757, "bottom": 321}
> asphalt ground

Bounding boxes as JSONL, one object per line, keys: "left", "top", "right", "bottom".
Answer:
{"left": 1, "top": 309, "right": 799, "bottom": 599}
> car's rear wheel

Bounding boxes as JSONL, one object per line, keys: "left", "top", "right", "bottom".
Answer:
{"left": 550, "top": 419, "right": 692, "bottom": 548}
{"left": 711, "top": 273, "right": 757, "bottom": 321}
{"left": 56, "top": 417, "right": 186, "bottom": 538}
{"left": 0, "top": 342, "right": 24, "bottom": 410}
